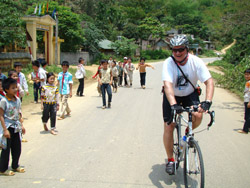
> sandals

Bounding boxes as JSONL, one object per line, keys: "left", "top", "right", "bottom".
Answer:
{"left": 21, "top": 138, "right": 28, "bottom": 142}
{"left": 0, "top": 170, "right": 15, "bottom": 176}
{"left": 13, "top": 167, "right": 25, "bottom": 173}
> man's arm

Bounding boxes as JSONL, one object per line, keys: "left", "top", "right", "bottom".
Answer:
{"left": 163, "top": 80, "right": 176, "bottom": 105}
{"left": 199, "top": 77, "right": 214, "bottom": 113}
{"left": 204, "top": 77, "right": 214, "bottom": 101}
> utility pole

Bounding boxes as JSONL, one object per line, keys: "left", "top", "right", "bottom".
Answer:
{"left": 55, "top": 11, "right": 58, "bottom": 65}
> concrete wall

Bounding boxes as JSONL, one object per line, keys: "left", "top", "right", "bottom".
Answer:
{"left": 60, "top": 52, "right": 90, "bottom": 65}
{"left": 0, "top": 52, "right": 31, "bottom": 70}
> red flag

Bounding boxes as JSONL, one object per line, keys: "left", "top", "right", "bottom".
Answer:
{"left": 46, "top": 1, "right": 49, "bottom": 13}
{"left": 26, "top": 29, "right": 32, "bottom": 41}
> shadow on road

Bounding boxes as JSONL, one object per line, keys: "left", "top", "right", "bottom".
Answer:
{"left": 31, "top": 111, "right": 42, "bottom": 116}
{"left": 213, "top": 102, "right": 243, "bottom": 112}
{"left": 148, "top": 162, "right": 185, "bottom": 188}
{"left": 40, "top": 130, "right": 51, "bottom": 134}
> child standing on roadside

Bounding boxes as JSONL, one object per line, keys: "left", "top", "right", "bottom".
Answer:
{"left": 41, "top": 73, "right": 60, "bottom": 135}
{"left": 31, "top": 60, "right": 42, "bottom": 104}
{"left": 238, "top": 69, "right": 250, "bottom": 134}
{"left": 0, "top": 78, "right": 26, "bottom": 176}
{"left": 136, "top": 57, "right": 155, "bottom": 89}
{"left": 98, "top": 60, "right": 113, "bottom": 109}
{"left": 57, "top": 61, "right": 73, "bottom": 120}
{"left": 14, "top": 62, "right": 29, "bottom": 102}
{"left": 75, "top": 57, "right": 86, "bottom": 97}
{"left": 111, "top": 61, "right": 118, "bottom": 93}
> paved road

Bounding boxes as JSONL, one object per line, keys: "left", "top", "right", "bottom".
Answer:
{"left": 1, "top": 58, "right": 250, "bottom": 188}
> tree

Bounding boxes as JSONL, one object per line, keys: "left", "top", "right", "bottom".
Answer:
{"left": 82, "top": 22, "right": 105, "bottom": 54}
{"left": 138, "top": 17, "right": 165, "bottom": 40}
{"left": 0, "top": 1, "right": 26, "bottom": 48}
{"left": 111, "top": 36, "right": 138, "bottom": 57}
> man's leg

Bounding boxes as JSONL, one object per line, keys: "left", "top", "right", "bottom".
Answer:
{"left": 163, "top": 93, "right": 176, "bottom": 175}
{"left": 163, "top": 122, "right": 175, "bottom": 159}
{"left": 192, "top": 112, "right": 203, "bottom": 129}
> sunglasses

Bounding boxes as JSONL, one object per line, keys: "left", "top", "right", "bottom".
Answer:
{"left": 172, "top": 48, "right": 186, "bottom": 53}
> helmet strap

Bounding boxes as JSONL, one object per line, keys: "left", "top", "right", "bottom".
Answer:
{"left": 177, "top": 53, "right": 189, "bottom": 65}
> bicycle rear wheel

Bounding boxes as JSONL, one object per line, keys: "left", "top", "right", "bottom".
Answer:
{"left": 184, "top": 139, "right": 204, "bottom": 188}
{"left": 173, "top": 124, "right": 180, "bottom": 169}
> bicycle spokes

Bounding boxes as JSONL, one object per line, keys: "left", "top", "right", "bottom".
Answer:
{"left": 184, "top": 140, "right": 205, "bottom": 188}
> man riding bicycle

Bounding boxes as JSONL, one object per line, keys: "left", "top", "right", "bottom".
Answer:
{"left": 162, "top": 35, "right": 214, "bottom": 175}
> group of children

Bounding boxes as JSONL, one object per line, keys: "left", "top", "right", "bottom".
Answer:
{"left": 94, "top": 56, "right": 155, "bottom": 109}
{"left": 0, "top": 55, "right": 154, "bottom": 176}
{"left": 0, "top": 59, "right": 77, "bottom": 176}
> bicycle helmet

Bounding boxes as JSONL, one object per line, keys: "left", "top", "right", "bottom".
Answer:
{"left": 170, "top": 35, "right": 189, "bottom": 48}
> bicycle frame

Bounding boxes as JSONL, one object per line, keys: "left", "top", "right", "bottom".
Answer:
{"left": 174, "top": 106, "right": 215, "bottom": 167}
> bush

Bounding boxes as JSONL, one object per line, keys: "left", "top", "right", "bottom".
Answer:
{"left": 140, "top": 49, "right": 171, "bottom": 60}
{"left": 201, "top": 49, "right": 217, "bottom": 57}
{"left": 212, "top": 57, "right": 250, "bottom": 96}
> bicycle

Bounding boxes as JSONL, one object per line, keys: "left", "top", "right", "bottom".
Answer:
{"left": 169, "top": 105, "right": 215, "bottom": 188}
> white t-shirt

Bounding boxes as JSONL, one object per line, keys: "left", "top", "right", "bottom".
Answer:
{"left": 162, "top": 54, "right": 211, "bottom": 97}
{"left": 39, "top": 67, "right": 47, "bottom": 86}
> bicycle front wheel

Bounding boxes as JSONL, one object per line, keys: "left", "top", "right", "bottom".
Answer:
{"left": 173, "top": 124, "right": 180, "bottom": 169}
{"left": 184, "top": 139, "right": 204, "bottom": 188}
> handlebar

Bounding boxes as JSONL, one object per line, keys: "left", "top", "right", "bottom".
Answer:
{"left": 167, "top": 105, "right": 215, "bottom": 129}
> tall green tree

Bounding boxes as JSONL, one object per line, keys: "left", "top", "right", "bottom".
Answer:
{"left": 0, "top": 1, "right": 26, "bottom": 48}
{"left": 111, "top": 36, "right": 138, "bottom": 57}
{"left": 82, "top": 22, "right": 105, "bottom": 54}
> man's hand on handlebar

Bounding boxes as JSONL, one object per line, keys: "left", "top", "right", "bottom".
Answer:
{"left": 171, "top": 104, "right": 183, "bottom": 114}
{"left": 167, "top": 104, "right": 183, "bottom": 125}
{"left": 198, "top": 101, "right": 212, "bottom": 113}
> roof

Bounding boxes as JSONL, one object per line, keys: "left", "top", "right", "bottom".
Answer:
{"left": 22, "top": 15, "right": 56, "bottom": 26}
{"left": 98, "top": 40, "right": 115, "bottom": 50}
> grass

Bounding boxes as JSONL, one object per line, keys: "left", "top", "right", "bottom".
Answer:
{"left": 210, "top": 70, "right": 243, "bottom": 100}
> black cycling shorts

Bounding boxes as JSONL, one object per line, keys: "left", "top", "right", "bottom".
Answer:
{"left": 162, "top": 91, "right": 200, "bottom": 123}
